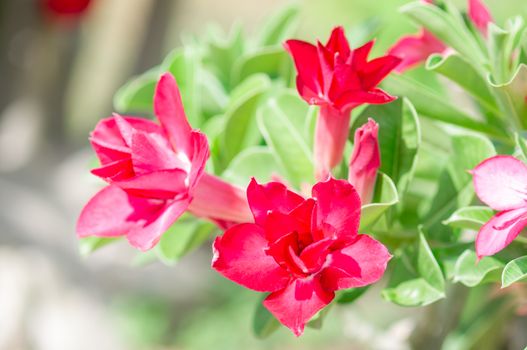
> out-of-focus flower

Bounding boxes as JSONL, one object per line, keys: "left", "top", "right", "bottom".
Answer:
{"left": 40, "top": 0, "right": 92, "bottom": 19}
{"left": 77, "top": 73, "right": 251, "bottom": 251}
{"left": 387, "top": 29, "right": 447, "bottom": 73}
{"left": 471, "top": 155, "right": 527, "bottom": 258}
{"left": 212, "top": 178, "right": 391, "bottom": 336}
{"left": 284, "top": 27, "right": 400, "bottom": 181}
{"left": 349, "top": 119, "right": 380, "bottom": 204}
{"left": 468, "top": 0, "right": 494, "bottom": 36}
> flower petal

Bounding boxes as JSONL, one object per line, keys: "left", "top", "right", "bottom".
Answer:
{"left": 335, "top": 88, "right": 396, "bottom": 110}
{"left": 472, "top": 155, "right": 527, "bottom": 211}
{"left": 468, "top": 0, "right": 493, "bottom": 36}
{"left": 476, "top": 207, "right": 527, "bottom": 258}
{"left": 212, "top": 223, "right": 290, "bottom": 292}
{"left": 319, "top": 234, "right": 391, "bottom": 290}
{"left": 114, "top": 169, "right": 189, "bottom": 199}
{"left": 188, "top": 131, "right": 210, "bottom": 188}
{"left": 284, "top": 39, "right": 321, "bottom": 95}
{"left": 325, "top": 26, "right": 351, "bottom": 62}
{"left": 153, "top": 73, "right": 192, "bottom": 154}
{"left": 131, "top": 130, "right": 187, "bottom": 175}
{"left": 312, "top": 178, "right": 361, "bottom": 238}
{"left": 247, "top": 178, "right": 304, "bottom": 226}
{"left": 361, "top": 55, "right": 402, "bottom": 89}
{"left": 263, "top": 276, "right": 334, "bottom": 336}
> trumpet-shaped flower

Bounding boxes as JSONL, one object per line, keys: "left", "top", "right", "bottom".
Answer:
{"left": 471, "top": 155, "right": 527, "bottom": 258}
{"left": 77, "top": 73, "right": 251, "bottom": 250}
{"left": 284, "top": 26, "right": 400, "bottom": 180}
{"left": 212, "top": 178, "right": 391, "bottom": 336}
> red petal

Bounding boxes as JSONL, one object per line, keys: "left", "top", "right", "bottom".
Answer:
{"left": 114, "top": 169, "right": 189, "bottom": 199}
{"left": 284, "top": 40, "right": 321, "bottom": 96}
{"left": 91, "top": 158, "right": 134, "bottom": 181}
{"left": 325, "top": 26, "right": 351, "bottom": 62}
{"left": 188, "top": 131, "right": 210, "bottom": 188}
{"left": 361, "top": 55, "right": 402, "bottom": 89}
{"left": 312, "top": 178, "right": 361, "bottom": 239}
{"left": 212, "top": 223, "right": 290, "bottom": 292}
{"left": 468, "top": 0, "right": 493, "bottom": 36}
{"left": 335, "top": 88, "right": 396, "bottom": 110}
{"left": 263, "top": 276, "right": 334, "bottom": 336}
{"left": 130, "top": 131, "right": 187, "bottom": 175}
{"left": 320, "top": 234, "right": 391, "bottom": 290}
{"left": 350, "top": 41, "right": 374, "bottom": 69}
{"left": 247, "top": 179, "right": 304, "bottom": 226}
{"left": 476, "top": 207, "right": 527, "bottom": 258}
{"left": 472, "top": 155, "right": 527, "bottom": 211}
{"left": 154, "top": 73, "right": 193, "bottom": 154}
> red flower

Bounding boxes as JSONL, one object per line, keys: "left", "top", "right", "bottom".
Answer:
{"left": 349, "top": 119, "right": 381, "bottom": 204}
{"left": 77, "top": 73, "right": 251, "bottom": 250}
{"left": 212, "top": 178, "right": 391, "bottom": 336}
{"left": 388, "top": 29, "right": 448, "bottom": 73}
{"left": 284, "top": 27, "right": 400, "bottom": 180}
{"left": 41, "top": 0, "right": 92, "bottom": 18}
{"left": 468, "top": 0, "right": 493, "bottom": 36}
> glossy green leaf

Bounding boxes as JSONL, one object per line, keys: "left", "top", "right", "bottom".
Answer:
{"left": 156, "top": 218, "right": 215, "bottom": 264}
{"left": 502, "top": 255, "right": 527, "bottom": 288}
{"left": 351, "top": 98, "right": 421, "bottom": 199}
{"left": 336, "top": 286, "right": 370, "bottom": 304}
{"left": 233, "top": 48, "right": 291, "bottom": 84}
{"left": 382, "top": 278, "right": 445, "bottom": 307}
{"left": 257, "top": 5, "right": 299, "bottom": 47}
{"left": 488, "top": 18, "right": 526, "bottom": 85}
{"left": 221, "top": 74, "right": 271, "bottom": 166}
{"left": 79, "top": 236, "right": 120, "bottom": 256}
{"left": 222, "top": 146, "right": 284, "bottom": 187}
{"left": 383, "top": 75, "right": 506, "bottom": 139}
{"left": 360, "top": 173, "right": 399, "bottom": 231}
{"left": 253, "top": 297, "right": 280, "bottom": 338}
{"left": 443, "top": 206, "right": 494, "bottom": 231}
{"left": 114, "top": 69, "right": 158, "bottom": 114}
{"left": 453, "top": 250, "right": 503, "bottom": 287}
{"left": 257, "top": 91, "right": 314, "bottom": 188}
{"left": 423, "top": 134, "right": 496, "bottom": 241}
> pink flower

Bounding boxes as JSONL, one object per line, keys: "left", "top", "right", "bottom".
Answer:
{"left": 41, "top": 0, "right": 92, "bottom": 19}
{"left": 388, "top": 29, "right": 448, "bottom": 73}
{"left": 212, "top": 178, "right": 391, "bottom": 336}
{"left": 468, "top": 0, "right": 493, "bottom": 36}
{"left": 77, "top": 73, "right": 251, "bottom": 251}
{"left": 471, "top": 156, "right": 527, "bottom": 258}
{"left": 349, "top": 119, "right": 380, "bottom": 204}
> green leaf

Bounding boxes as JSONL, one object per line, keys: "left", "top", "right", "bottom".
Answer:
{"left": 359, "top": 173, "right": 399, "bottom": 231}
{"left": 423, "top": 134, "right": 496, "bottom": 241}
{"left": 453, "top": 250, "right": 503, "bottom": 287}
{"left": 515, "top": 133, "right": 527, "bottom": 162}
{"left": 222, "top": 146, "right": 284, "bottom": 187}
{"left": 488, "top": 18, "right": 526, "bottom": 85}
{"left": 233, "top": 48, "right": 291, "bottom": 84}
{"left": 79, "top": 237, "right": 120, "bottom": 256}
{"left": 352, "top": 98, "right": 421, "bottom": 199}
{"left": 220, "top": 74, "right": 271, "bottom": 167}
{"left": 443, "top": 206, "right": 494, "bottom": 231}
{"left": 257, "top": 5, "right": 299, "bottom": 47}
{"left": 382, "top": 231, "right": 446, "bottom": 306}
{"left": 252, "top": 297, "right": 280, "bottom": 338}
{"left": 156, "top": 218, "right": 215, "bottom": 264}
{"left": 383, "top": 74, "right": 506, "bottom": 140}
{"left": 114, "top": 69, "right": 158, "bottom": 114}
{"left": 502, "top": 255, "right": 527, "bottom": 288}
{"left": 400, "top": 1, "right": 487, "bottom": 68}
{"left": 198, "top": 68, "right": 229, "bottom": 118}
{"left": 336, "top": 286, "right": 370, "bottom": 304}
{"left": 426, "top": 53, "right": 499, "bottom": 116}
{"left": 489, "top": 64, "right": 527, "bottom": 130}
{"left": 257, "top": 91, "right": 314, "bottom": 188}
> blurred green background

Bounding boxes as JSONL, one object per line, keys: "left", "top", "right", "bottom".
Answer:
{"left": 0, "top": 1, "right": 526, "bottom": 349}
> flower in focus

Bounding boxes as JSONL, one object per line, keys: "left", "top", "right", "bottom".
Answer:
{"left": 77, "top": 73, "right": 251, "bottom": 250}
{"left": 349, "top": 119, "right": 380, "bottom": 204}
{"left": 471, "top": 155, "right": 527, "bottom": 258}
{"left": 468, "top": 0, "right": 494, "bottom": 36}
{"left": 212, "top": 178, "right": 391, "bottom": 336}
{"left": 284, "top": 26, "right": 400, "bottom": 181}
{"left": 387, "top": 29, "right": 447, "bottom": 73}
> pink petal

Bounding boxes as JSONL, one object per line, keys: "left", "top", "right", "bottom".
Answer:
{"left": 126, "top": 198, "right": 190, "bottom": 251}
{"left": 387, "top": 29, "right": 446, "bottom": 73}
{"left": 212, "top": 223, "right": 291, "bottom": 292}
{"left": 90, "top": 158, "right": 134, "bottom": 181}
{"left": 114, "top": 169, "right": 189, "bottom": 199}
{"left": 131, "top": 131, "right": 187, "bottom": 175}
{"left": 153, "top": 73, "right": 192, "bottom": 154}
{"left": 263, "top": 276, "right": 334, "bottom": 336}
{"left": 476, "top": 207, "right": 527, "bottom": 258}
{"left": 187, "top": 131, "right": 210, "bottom": 188}
{"left": 468, "top": 0, "right": 493, "bottom": 36}
{"left": 472, "top": 155, "right": 527, "bottom": 211}
{"left": 311, "top": 178, "right": 361, "bottom": 239}
{"left": 264, "top": 211, "right": 306, "bottom": 244}
{"left": 247, "top": 178, "right": 304, "bottom": 226}
{"left": 284, "top": 39, "right": 321, "bottom": 96}
{"left": 77, "top": 185, "right": 164, "bottom": 239}
{"left": 319, "top": 234, "right": 391, "bottom": 290}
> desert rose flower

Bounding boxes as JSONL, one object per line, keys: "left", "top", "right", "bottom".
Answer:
{"left": 40, "top": 0, "right": 92, "bottom": 18}
{"left": 284, "top": 27, "right": 400, "bottom": 181}
{"left": 471, "top": 155, "right": 527, "bottom": 258}
{"left": 349, "top": 119, "right": 380, "bottom": 204}
{"left": 77, "top": 73, "right": 251, "bottom": 250}
{"left": 212, "top": 178, "right": 391, "bottom": 336}
{"left": 468, "top": 0, "right": 493, "bottom": 36}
